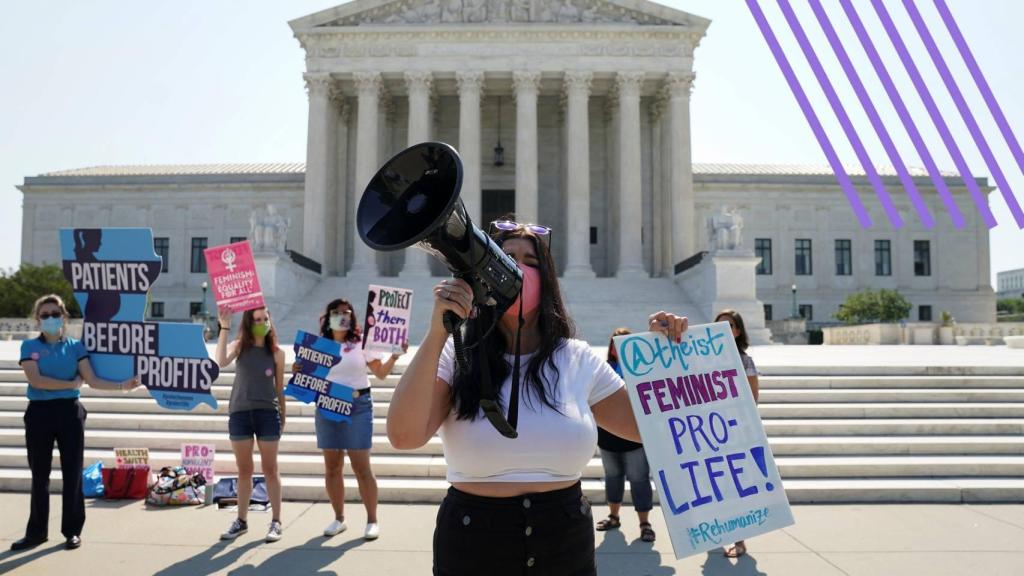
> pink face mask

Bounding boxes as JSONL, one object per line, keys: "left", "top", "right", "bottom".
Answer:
{"left": 504, "top": 263, "right": 541, "bottom": 321}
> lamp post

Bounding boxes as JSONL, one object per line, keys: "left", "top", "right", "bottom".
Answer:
{"left": 791, "top": 283, "right": 798, "bottom": 319}
{"left": 200, "top": 281, "right": 210, "bottom": 337}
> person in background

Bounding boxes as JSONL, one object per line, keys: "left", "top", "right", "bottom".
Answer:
{"left": 295, "top": 298, "right": 406, "bottom": 541}
{"left": 595, "top": 327, "right": 655, "bottom": 543}
{"left": 715, "top": 309, "right": 759, "bottom": 558}
{"left": 216, "top": 306, "right": 286, "bottom": 543}
{"left": 13, "top": 294, "right": 138, "bottom": 552}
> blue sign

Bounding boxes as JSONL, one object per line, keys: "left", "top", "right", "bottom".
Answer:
{"left": 60, "top": 228, "right": 219, "bottom": 411}
{"left": 285, "top": 331, "right": 354, "bottom": 422}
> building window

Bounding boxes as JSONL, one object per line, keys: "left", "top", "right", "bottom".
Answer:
{"left": 875, "top": 240, "right": 892, "bottom": 276}
{"left": 919, "top": 305, "right": 933, "bottom": 322}
{"left": 190, "top": 237, "right": 208, "bottom": 273}
{"left": 153, "top": 237, "right": 169, "bottom": 273}
{"left": 230, "top": 236, "right": 247, "bottom": 244}
{"left": 914, "top": 240, "right": 931, "bottom": 276}
{"left": 798, "top": 304, "right": 813, "bottom": 321}
{"left": 189, "top": 302, "right": 203, "bottom": 317}
{"left": 755, "top": 238, "right": 772, "bottom": 275}
{"left": 764, "top": 304, "right": 773, "bottom": 322}
{"left": 795, "top": 239, "right": 812, "bottom": 276}
{"left": 835, "top": 239, "right": 852, "bottom": 276}
{"left": 590, "top": 227, "right": 597, "bottom": 245}
{"left": 150, "top": 302, "right": 165, "bottom": 319}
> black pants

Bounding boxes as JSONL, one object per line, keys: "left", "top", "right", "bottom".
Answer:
{"left": 433, "top": 482, "right": 596, "bottom": 576}
{"left": 24, "top": 399, "right": 87, "bottom": 540}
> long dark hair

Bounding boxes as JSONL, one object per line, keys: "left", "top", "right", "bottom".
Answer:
{"left": 607, "top": 327, "right": 632, "bottom": 365}
{"left": 237, "top": 307, "right": 278, "bottom": 356}
{"left": 715, "top": 309, "right": 749, "bottom": 354}
{"left": 319, "top": 298, "right": 361, "bottom": 344}
{"left": 450, "top": 220, "right": 576, "bottom": 421}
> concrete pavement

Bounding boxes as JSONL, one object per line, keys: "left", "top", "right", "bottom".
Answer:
{"left": 0, "top": 493, "right": 1021, "bottom": 575}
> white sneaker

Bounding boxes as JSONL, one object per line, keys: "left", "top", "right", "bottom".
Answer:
{"left": 265, "top": 520, "right": 283, "bottom": 543}
{"left": 364, "top": 522, "right": 380, "bottom": 540}
{"left": 324, "top": 519, "right": 348, "bottom": 537}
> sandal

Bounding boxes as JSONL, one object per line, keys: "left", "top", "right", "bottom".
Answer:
{"left": 639, "top": 523, "right": 656, "bottom": 542}
{"left": 724, "top": 542, "right": 747, "bottom": 558}
{"left": 595, "top": 515, "right": 621, "bottom": 531}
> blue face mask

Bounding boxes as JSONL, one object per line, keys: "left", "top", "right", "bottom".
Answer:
{"left": 41, "top": 317, "right": 63, "bottom": 335}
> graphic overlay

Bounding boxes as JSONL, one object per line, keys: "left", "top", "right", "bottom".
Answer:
{"left": 60, "top": 228, "right": 219, "bottom": 411}
{"left": 363, "top": 284, "right": 412, "bottom": 355}
{"left": 181, "top": 443, "right": 216, "bottom": 483}
{"left": 204, "top": 240, "right": 265, "bottom": 313}
{"left": 285, "top": 330, "right": 354, "bottom": 422}
{"left": 614, "top": 323, "right": 794, "bottom": 559}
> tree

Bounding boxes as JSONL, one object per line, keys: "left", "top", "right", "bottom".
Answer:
{"left": 835, "top": 288, "right": 912, "bottom": 325}
{"left": 997, "top": 298, "right": 1024, "bottom": 315}
{"left": 0, "top": 264, "right": 81, "bottom": 318}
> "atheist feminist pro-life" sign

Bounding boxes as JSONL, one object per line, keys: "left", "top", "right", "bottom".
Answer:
{"left": 614, "top": 323, "right": 794, "bottom": 559}
{"left": 285, "top": 331, "right": 354, "bottom": 422}
{"left": 60, "top": 228, "right": 219, "bottom": 411}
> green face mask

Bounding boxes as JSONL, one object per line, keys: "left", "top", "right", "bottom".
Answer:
{"left": 251, "top": 323, "right": 271, "bottom": 339}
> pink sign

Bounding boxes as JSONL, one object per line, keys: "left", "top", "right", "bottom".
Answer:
{"left": 204, "top": 241, "right": 264, "bottom": 313}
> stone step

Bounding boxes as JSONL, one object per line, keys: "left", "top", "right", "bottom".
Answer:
{"left": 0, "top": 467, "right": 1020, "bottom": 503}
{"left": 755, "top": 375, "right": 1024, "bottom": 389}
{"left": 1, "top": 427, "right": 1022, "bottom": 457}
{"left": 2, "top": 447, "right": 1022, "bottom": 479}
{"left": 3, "top": 411, "right": 1022, "bottom": 436}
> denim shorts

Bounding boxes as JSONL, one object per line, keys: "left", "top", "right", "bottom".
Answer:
{"left": 315, "top": 393, "right": 373, "bottom": 450}
{"left": 228, "top": 409, "right": 281, "bottom": 441}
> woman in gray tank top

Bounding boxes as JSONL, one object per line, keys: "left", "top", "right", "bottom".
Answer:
{"left": 215, "top": 306, "right": 286, "bottom": 544}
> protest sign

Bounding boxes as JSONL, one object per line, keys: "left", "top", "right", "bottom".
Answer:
{"left": 363, "top": 285, "right": 412, "bottom": 355}
{"left": 60, "top": 228, "right": 219, "bottom": 411}
{"left": 614, "top": 322, "right": 794, "bottom": 559}
{"left": 203, "top": 241, "right": 265, "bottom": 313}
{"left": 285, "top": 331, "right": 354, "bottom": 422}
{"left": 115, "top": 447, "right": 150, "bottom": 469}
{"left": 181, "top": 443, "right": 216, "bottom": 483}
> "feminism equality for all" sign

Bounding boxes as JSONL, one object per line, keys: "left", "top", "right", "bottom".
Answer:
{"left": 614, "top": 323, "right": 794, "bottom": 559}
{"left": 61, "top": 228, "right": 219, "bottom": 411}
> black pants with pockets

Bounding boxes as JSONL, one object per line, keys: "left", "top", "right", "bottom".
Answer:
{"left": 24, "top": 398, "right": 87, "bottom": 540}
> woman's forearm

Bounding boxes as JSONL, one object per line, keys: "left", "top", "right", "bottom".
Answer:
{"left": 215, "top": 330, "right": 230, "bottom": 367}
{"left": 86, "top": 377, "right": 123, "bottom": 391}
{"left": 387, "top": 329, "right": 446, "bottom": 448}
{"left": 27, "top": 374, "right": 79, "bottom": 390}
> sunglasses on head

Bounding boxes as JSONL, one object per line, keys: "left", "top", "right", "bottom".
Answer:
{"left": 489, "top": 220, "right": 553, "bottom": 244}
{"left": 39, "top": 312, "right": 63, "bottom": 320}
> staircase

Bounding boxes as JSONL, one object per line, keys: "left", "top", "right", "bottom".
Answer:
{"left": 274, "top": 274, "right": 708, "bottom": 345}
{"left": 1, "top": 353, "right": 1022, "bottom": 503}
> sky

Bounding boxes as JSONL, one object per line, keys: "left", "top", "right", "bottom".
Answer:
{"left": 1, "top": 0, "right": 1022, "bottom": 285}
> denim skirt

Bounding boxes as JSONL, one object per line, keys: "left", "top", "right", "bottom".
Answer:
{"left": 433, "top": 482, "right": 596, "bottom": 576}
{"left": 314, "top": 393, "right": 373, "bottom": 450}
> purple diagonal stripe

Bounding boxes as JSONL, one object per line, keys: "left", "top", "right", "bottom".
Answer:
{"left": 746, "top": 0, "right": 872, "bottom": 228}
{"left": 871, "top": 0, "right": 997, "bottom": 228}
{"left": 932, "top": 0, "right": 1024, "bottom": 226}
{"left": 777, "top": 0, "right": 903, "bottom": 229}
{"left": 809, "top": 0, "right": 934, "bottom": 229}
{"left": 840, "top": 0, "right": 968, "bottom": 229}
{"left": 903, "top": 0, "right": 1024, "bottom": 228}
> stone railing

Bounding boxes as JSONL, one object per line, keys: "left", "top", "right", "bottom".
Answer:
{"left": 823, "top": 322, "right": 1024, "bottom": 345}
{"left": 0, "top": 318, "right": 84, "bottom": 340}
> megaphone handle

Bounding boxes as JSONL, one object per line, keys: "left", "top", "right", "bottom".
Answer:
{"left": 442, "top": 310, "right": 462, "bottom": 336}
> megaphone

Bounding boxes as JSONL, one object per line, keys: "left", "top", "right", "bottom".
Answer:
{"left": 357, "top": 141, "right": 523, "bottom": 316}
{"left": 357, "top": 142, "right": 524, "bottom": 438}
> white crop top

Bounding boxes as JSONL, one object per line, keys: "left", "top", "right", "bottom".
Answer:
{"left": 436, "top": 338, "right": 623, "bottom": 483}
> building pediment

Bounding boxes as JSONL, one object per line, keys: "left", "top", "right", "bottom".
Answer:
{"left": 290, "top": 0, "right": 709, "bottom": 29}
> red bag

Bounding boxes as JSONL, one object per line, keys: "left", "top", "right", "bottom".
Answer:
{"left": 101, "top": 466, "right": 151, "bottom": 500}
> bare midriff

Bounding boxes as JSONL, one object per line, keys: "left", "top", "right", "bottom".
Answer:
{"left": 451, "top": 479, "right": 578, "bottom": 498}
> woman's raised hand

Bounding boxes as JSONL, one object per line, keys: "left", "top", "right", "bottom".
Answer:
{"left": 431, "top": 278, "right": 474, "bottom": 327}
{"left": 217, "top": 306, "right": 232, "bottom": 329}
{"left": 648, "top": 311, "right": 689, "bottom": 343}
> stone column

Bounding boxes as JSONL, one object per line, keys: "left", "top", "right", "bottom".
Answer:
{"left": 563, "top": 71, "right": 595, "bottom": 277}
{"left": 20, "top": 202, "right": 35, "bottom": 265}
{"left": 330, "top": 93, "right": 351, "bottom": 276}
{"left": 616, "top": 71, "right": 646, "bottom": 278}
{"left": 400, "top": 70, "right": 434, "bottom": 277}
{"left": 513, "top": 71, "right": 541, "bottom": 220}
{"left": 667, "top": 71, "right": 696, "bottom": 267}
{"left": 302, "top": 73, "right": 335, "bottom": 274}
{"left": 457, "top": 71, "right": 484, "bottom": 224}
{"left": 650, "top": 95, "right": 667, "bottom": 277}
{"left": 351, "top": 71, "right": 382, "bottom": 275}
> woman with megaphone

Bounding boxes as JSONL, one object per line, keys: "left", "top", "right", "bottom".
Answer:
{"left": 388, "top": 220, "right": 688, "bottom": 576}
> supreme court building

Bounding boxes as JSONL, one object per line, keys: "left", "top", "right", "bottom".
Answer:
{"left": 16, "top": 0, "right": 997, "bottom": 340}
